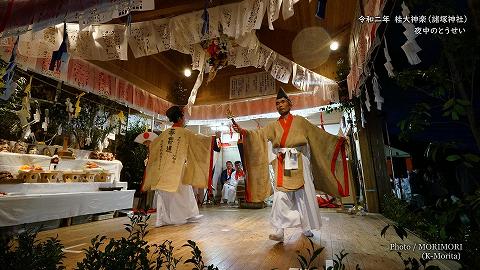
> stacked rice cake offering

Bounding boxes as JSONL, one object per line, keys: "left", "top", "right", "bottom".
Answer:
{"left": 18, "top": 165, "right": 44, "bottom": 183}
{"left": 0, "top": 171, "right": 14, "bottom": 182}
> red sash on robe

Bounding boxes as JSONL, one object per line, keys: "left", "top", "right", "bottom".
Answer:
{"left": 331, "top": 137, "right": 350, "bottom": 197}
{"left": 235, "top": 170, "right": 244, "bottom": 180}
{"left": 277, "top": 114, "right": 293, "bottom": 188}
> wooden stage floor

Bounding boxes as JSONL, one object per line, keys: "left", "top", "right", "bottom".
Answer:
{"left": 38, "top": 206, "right": 460, "bottom": 270}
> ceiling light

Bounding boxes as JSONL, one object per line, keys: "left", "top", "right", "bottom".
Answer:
{"left": 330, "top": 41, "right": 339, "bottom": 51}
{"left": 184, "top": 68, "right": 192, "bottom": 77}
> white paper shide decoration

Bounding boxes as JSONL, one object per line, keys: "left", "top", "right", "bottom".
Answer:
{"left": 401, "top": 2, "right": 422, "bottom": 65}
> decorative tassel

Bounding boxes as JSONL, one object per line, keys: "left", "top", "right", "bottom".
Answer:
{"left": 315, "top": 0, "right": 328, "bottom": 20}
{"left": 0, "top": 36, "right": 19, "bottom": 101}
{"left": 372, "top": 73, "right": 384, "bottom": 110}
{"left": 229, "top": 125, "right": 233, "bottom": 138}
{"left": 126, "top": 12, "right": 132, "bottom": 34}
{"left": 49, "top": 23, "right": 69, "bottom": 71}
{"left": 201, "top": 0, "right": 210, "bottom": 36}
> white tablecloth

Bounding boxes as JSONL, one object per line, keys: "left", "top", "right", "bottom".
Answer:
{"left": 0, "top": 152, "right": 123, "bottom": 182}
{"left": 0, "top": 182, "right": 128, "bottom": 195}
{"left": 0, "top": 190, "right": 135, "bottom": 227}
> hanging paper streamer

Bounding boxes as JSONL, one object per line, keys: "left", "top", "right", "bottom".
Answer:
{"left": 117, "top": 111, "right": 126, "bottom": 123}
{"left": 42, "top": 109, "right": 49, "bottom": 131}
{"left": 360, "top": 105, "right": 366, "bottom": 128}
{"left": 364, "top": 86, "right": 371, "bottom": 112}
{"left": 0, "top": 0, "right": 337, "bottom": 116}
{"left": 33, "top": 108, "right": 41, "bottom": 123}
{"left": 316, "top": 0, "right": 328, "bottom": 20}
{"left": 201, "top": 0, "right": 210, "bottom": 36}
{"left": 49, "top": 23, "right": 69, "bottom": 72}
{"left": 54, "top": 81, "right": 62, "bottom": 102}
{"left": 185, "top": 46, "right": 206, "bottom": 114}
{"left": 15, "top": 78, "right": 32, "bottom": 139}
{"left": 65, "top": 98, "right": 74, "bottom": 120}
{"left": 15, "top": 105, "right": 30, "bottom": 129}
{"left": 24, "top": 75, "right": 33, "bottom": 94}
{"left": 372, "top": 73, "right": 384, "bottom": 110}
{"left": 85, "top": 133, "right": 92, "bottom": 146}
{"left": 74, "top": 92, "right": 86, "bottom": 118}
{"left": 383, "top": 39, "right": 395, "bottom": 77}
{"left": 0, "top": 36, "right": 19, "bottom": 101}
{"left": 401, "top": 2, "right": 421, "bottom": 65}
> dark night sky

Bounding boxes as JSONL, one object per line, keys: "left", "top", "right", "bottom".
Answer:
{"left": 366, "top": 0, "right": 479, "bottom": 166}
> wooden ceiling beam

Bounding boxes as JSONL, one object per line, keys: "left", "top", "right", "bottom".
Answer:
{"left": 150, "top": 53, "right": 182, "bottom": 77}
{"left": 89, "top": 60, "right": 170, "bottom": 100}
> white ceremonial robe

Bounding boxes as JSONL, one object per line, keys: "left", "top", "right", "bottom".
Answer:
{"left": 143, "top": 126, "right": 216, "bottom": 227}
{"left": 221, "top": 171, "right": 244, "bottom": 203}
{"left": 270, "top": 145, "right": 321, "bottom": 231}
{"left": 155, "top": 184, "right": 201, "bottom": 227}
{"left": 240, "top": 114, "right": 349, "bottom": 236}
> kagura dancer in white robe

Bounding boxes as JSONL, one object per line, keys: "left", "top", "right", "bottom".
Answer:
{"left": 142, "top": 106, "right": 219, "bottom": 227}
{"left": 233, "top": 88, "right": 350, "bottom": 242}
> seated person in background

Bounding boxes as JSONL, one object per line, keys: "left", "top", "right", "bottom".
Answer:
{"left": 218, "top": 161, "right": 234, "bottom": 201}
{"left": 222, "top": 161, "right": 245, "bottom": 205}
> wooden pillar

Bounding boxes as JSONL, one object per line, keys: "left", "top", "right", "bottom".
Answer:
{"left": 356, "top": 106, "right": 391, "bottom": 213}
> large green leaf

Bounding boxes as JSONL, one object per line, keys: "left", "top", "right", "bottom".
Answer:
{"left": 446, "top": 155, "right": 461, "bottom": 161}
{"left": 443, "top": 98, "right": 455, "bottom": 110}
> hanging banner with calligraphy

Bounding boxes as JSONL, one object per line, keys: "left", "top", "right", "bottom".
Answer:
{"left": 128, "top": 22, "right": 158, "bottom": 58}
{"left": 229, "top": 71, "right": 276, "bottom": 99}
{"left": 133, "top": 87, "right": 147, "bottom": 109}
{"left": 93, "top": 25, "right": 128, "bottom": 61}
{"left": 270, "top": 55, "right": 292, "bottom": 84}
{"left": 67, "top": 24, "right": 100, "bottom": 60}
{"left": 0, "top": 0, "right": 155, "bottom": 38}
{"left": 67, "top": 59, "right": 94, "bottom": 91}
{"left": 116, "top": 79, "right": 134, "bottom": 105}
{"left": 94, "top": 69, "right": 117, "bottom": 97}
